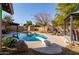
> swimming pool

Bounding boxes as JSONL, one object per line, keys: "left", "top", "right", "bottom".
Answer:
{"left": 13, "top": 32, "right": 48, "bottom": 41}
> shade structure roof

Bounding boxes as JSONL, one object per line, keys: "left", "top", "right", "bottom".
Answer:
{"left": 71, "top": 10, "right": 79, "bottom": 15}
{"left": 1, "top": 3, "right": 14, "bottom": 15}
{"left": 64, "top": 10, "right": 79, "bottom": 22}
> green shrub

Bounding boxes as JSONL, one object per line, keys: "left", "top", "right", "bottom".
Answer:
{"left": 2, "top": 37, "right": 17, "bottom": 48}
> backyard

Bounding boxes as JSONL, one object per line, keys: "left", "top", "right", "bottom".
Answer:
{"left": 0, "top": 3, "right": 79, "bottom": 55}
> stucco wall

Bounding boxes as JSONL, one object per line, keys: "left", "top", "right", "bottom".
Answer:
{"left": 2, "top": 25, "right": 5, "bottom": 30}
{"left": 28, "top": 26, "right": 48, "bottom": 32}
{"left": 9, "top": 25, "right": 17, "bottom": 31}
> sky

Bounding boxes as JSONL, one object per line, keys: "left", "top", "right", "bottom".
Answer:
{"left": 3, "top": 3, "right": 57, "bottom": 26}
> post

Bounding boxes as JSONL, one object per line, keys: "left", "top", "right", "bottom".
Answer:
{"left": 17, "top": 25, "right": 18, "bottom": 32}
{"left": 70, "top": 15, "right": 74, "bottom": 44}
{"left": 0, "top": 4, "right": 2, "bottom": 50}
{"left": 64, "top": 20, "right": 66, "bottom": 35}
{"left": 16, "top": 25, "right": 19, "bottom": 39}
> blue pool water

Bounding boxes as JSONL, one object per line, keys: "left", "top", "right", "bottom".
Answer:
{"left": 13, "top": 32, "right": 48, "bottom": 41}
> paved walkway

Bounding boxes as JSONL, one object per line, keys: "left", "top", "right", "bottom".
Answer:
{"left": 25, "top": 32, "right": 67, "bottom": 54}
{"left": 37, "top": 33, "right": 67, "bottom": 47}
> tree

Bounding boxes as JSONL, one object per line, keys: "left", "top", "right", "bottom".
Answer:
{"left": 54, "top": 3, "right": 79, "bottom": 44}
{"left": 73, "top": 19, "right": 79, "bottom": 28}
{"left": 51, "top": 20, "right": 58, "bottom": 27}
{"left": 35, "top": 13, "right": 51, "bottom": 26}
{"left": 34, "top": 12, "right": 52, "bottom": 32}
{"left": 24, "top": 20, "right": 33, "bottom": 31}
{"left": 24, "top": 20, "right": 33, "bottom": 27}
{"left": 56, "top": 4, "right": 79, "bottom": 16}
{"left": 2, "top": 15, "right": 14, "bottom": 31}
{"left": 3, "top": 15, "right": 14, "bottom": 23}
{"left": 53, "top": 14, "right": 64, "bottom": 27}
{"left": 25, "top": 20, "right": 32, "bottom": 26}
{"left": 54, "top": 3, "right": 79, "bottom": 27}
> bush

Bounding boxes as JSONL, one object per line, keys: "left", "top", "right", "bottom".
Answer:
{"left": 2, "top": 37, "right": 17, "bottom": 48}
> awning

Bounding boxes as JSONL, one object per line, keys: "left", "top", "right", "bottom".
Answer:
{"left": 0, "top": 3, "right": 14, "bottom": 15}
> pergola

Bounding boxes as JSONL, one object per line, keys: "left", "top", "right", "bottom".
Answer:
{"left": 0, "top": 3, "right": 14, "bottom": 49}
{"left": 64, "top": 11, "right": 79, "bottom": 43}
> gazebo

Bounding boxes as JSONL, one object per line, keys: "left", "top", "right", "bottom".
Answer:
{"left": 64, "top": 10, "right": 79, "bottom": 44}
{"left": 0, "top": 3, "right": 14, "bottom": 49}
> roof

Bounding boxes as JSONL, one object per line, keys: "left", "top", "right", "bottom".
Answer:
{"left": 1, "top": 3, "right": 14, "bottom": 15}
{"left": 9, "top": 22, "right": 19, "bottom": 25}
{"left": 2, "top": 21, "right": 19, "bottom": 25}
{"left": 71, "top": 10, "right": 79, "bottom": 15}
{"left": 64, "top": 10, "right": 79, "bottom": 22}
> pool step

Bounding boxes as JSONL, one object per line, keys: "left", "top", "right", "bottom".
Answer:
{"left": 35, "top": 37, "right": 46, "bottom": 46}
{"left": 25, "top": 41, "right": 46, "bottom": 48}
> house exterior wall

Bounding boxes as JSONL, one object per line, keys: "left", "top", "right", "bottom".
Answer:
{"left": 27, "top": 26, "right": 48, "bottom": 32}
{"left": 2, "top": 23, "right": 18, "bottom": 32}
{"left": 38, "top": 26, "right": 48, "bottom": 32}
{"left": 18, "top": 26, "right": 25, "bottom": 32}
{"left": 10, "top": 25, "right": 18, "bottom": 31}
{"left": 2, "top": 24, "right": 5, "bottom": 30}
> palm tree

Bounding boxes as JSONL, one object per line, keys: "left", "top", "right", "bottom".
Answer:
{"left": 26, "top": 20, "right": 32, "bottom": 26}
{"left": 24, "top": 20, "right": 33, "bottom": 31}
{"left": 55, "top": 3, "right": 79, "bottom": 27}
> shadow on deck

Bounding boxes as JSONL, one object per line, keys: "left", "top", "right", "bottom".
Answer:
{"left": 0, "top": 40, "right": 79, "bottom": 55}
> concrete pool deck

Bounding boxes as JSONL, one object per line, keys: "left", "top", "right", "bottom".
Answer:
{"left": 3, "top": 32, "right": 67, "bottom": 54}
{"left": 24, "top": 32, "right": 67, "bottom": 54}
